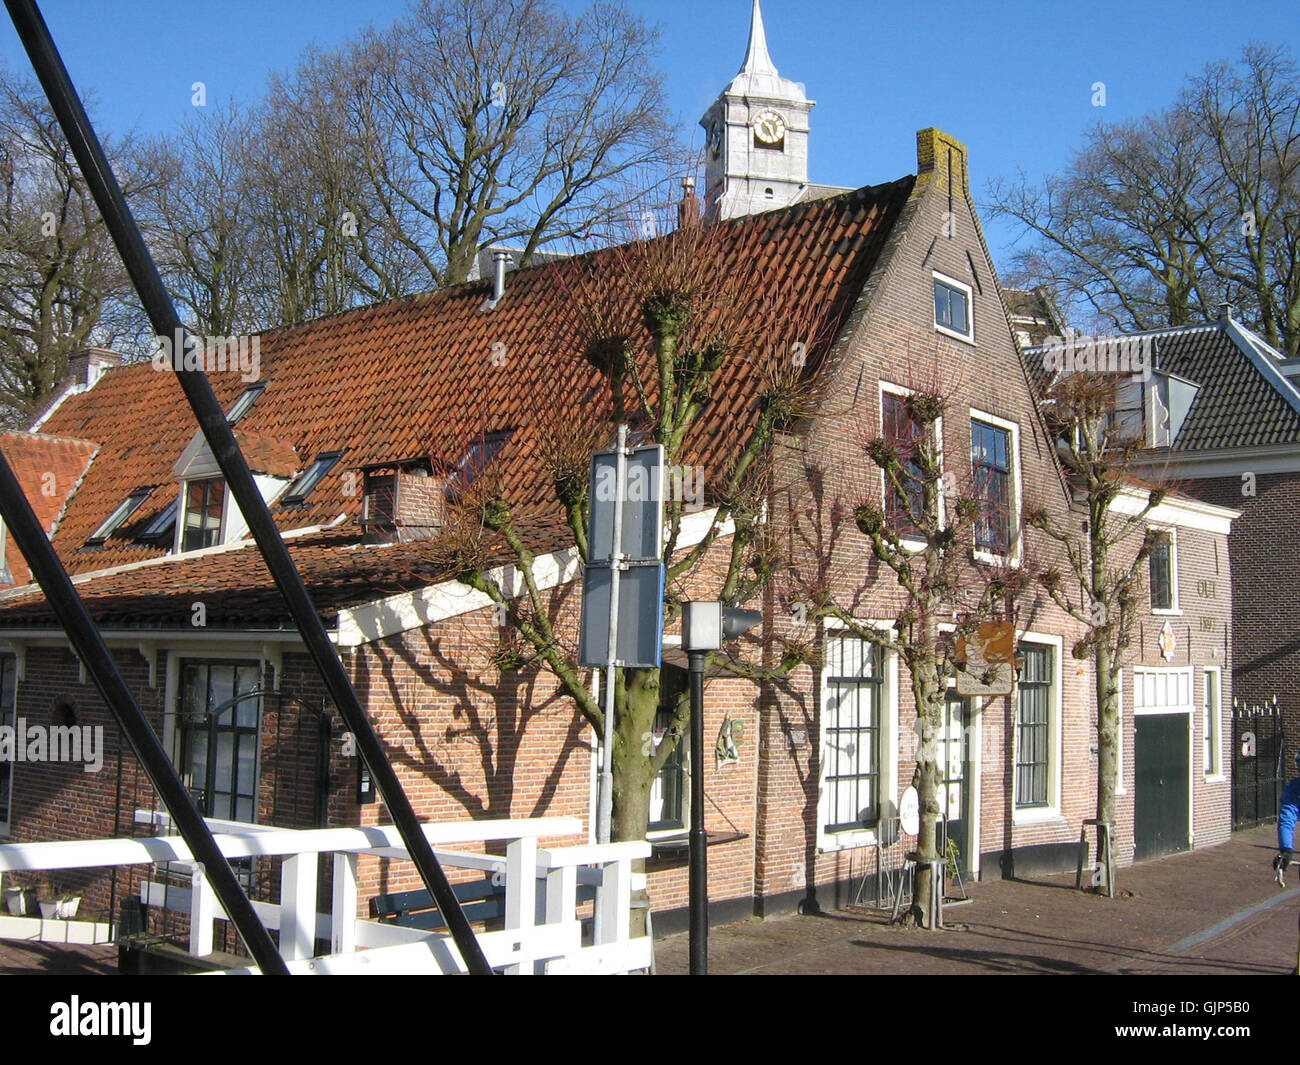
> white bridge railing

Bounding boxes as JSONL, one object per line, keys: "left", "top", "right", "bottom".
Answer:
{"left": 0, "top": 814, "right": 653, "bottom": 975}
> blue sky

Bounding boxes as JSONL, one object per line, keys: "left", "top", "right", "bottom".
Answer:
{"left": 2, "top": 0, "right": 1298, "bottom": 266}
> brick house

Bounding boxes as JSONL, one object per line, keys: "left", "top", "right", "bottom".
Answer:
{"left": 0, "top": 2, "right": 1239, "bottom": 939}
{"left": 1096, "top": 312, "right": 1300, "bottom": 810}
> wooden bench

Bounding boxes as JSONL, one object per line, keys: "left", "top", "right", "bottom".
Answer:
{"left": 370, "top": 878, "right": 599, "bottom": 932}
{"left": 370, "top": 877, "right": 506, "bottom": 931}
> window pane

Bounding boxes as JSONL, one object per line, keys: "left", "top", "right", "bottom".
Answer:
{"left": 971, "top": 419, "right": 1012, "bottom": 554}
{"left": 1016, "top": 643, "right": 1053, "bottom": 808}
{"left": 824, "top": 639, "right": 881, "bottom": 831}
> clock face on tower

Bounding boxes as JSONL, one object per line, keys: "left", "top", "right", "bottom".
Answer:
{"left": 752, "top": 110, "right": 786, "bottom": 146}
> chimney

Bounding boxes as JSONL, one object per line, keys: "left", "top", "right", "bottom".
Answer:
{"left": 1216, "top": 302, "right": 1234, "bottom": 322}
{"left": 65, "top": 346, "right": 122, "bottom": 389}
{"left": 678, "top": 178, "right": 701, "bottom": 229}
{"left": 492, "top": 249, "right": 511, "bottom": 303}
{"left": 916, "top": 127, "right": 970, "bottom": 196}
{"left": 360, "top": 459, "right": 447, "bottom": 542}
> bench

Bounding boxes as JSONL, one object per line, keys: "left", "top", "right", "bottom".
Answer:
{"left": 369, "top": 877, "right": 598, "bottom": 931}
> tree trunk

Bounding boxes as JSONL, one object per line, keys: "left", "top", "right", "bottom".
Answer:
{"left": 609, "top": 667, "right": 661, "bottom": 937}
{"left": 1093, "top": 643, "right": 1119, "bottom": 895}
{"left": 910, "top": 661, "right": 945, "bottom": 928}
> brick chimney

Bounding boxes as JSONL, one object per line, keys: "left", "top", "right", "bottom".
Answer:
{"left": 916, "top": 127, "right": 969, "bottom": 196}
{"left": 359, "top": 458, "right": 448, "bottom": 542}
{"left": 65, "top": 346, "right": 122, "bottom": 389}
{"left": 678, "top": 178, "right": 701, "bottom": 230}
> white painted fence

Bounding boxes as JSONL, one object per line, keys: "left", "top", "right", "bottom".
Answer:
{"left": 0, "top": 813, "right": 653, "bottom": 975}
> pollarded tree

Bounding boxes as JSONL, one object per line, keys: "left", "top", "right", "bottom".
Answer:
{"left": 1026, "top": 357, "right": 1173, "bottom": 894}
{"left": 438, "top": 202, "right": 826, "bottom": 858}
{"left": 784, "top": 369, "right": 1029, "bottom": 928}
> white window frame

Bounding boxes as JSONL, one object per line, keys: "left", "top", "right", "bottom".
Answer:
{"left": 933, "top": 271, "right": 974, "bottom": 344}
{"left": 1012, "top": 631, "right": 1064, "bottom": 826}
{"left": 1148, "top": 525, "right": 1181, "bottom": 615}
{"left": 175, "top": 478, "right": 228, "bottom": 554}
{"left": 879, "top": 380, "right": 944, "bottom": 551}
{"left": 969, "top": 407, "right": 1022, "bottom": 567}
{"left": 162, "top": 649, "right": 267, "bottom": 825}
{"left": 817, "top": 619, "right": 898, "bottom": 853}
{"left": 1203, "top": 666, "right": 1224, "bottom": 781}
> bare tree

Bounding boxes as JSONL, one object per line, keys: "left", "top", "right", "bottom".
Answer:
{"left": 986, "top": 44, "right": 1300, "bottom": 356}
{"left": 135, "top": 103, "right": 260, "bottom": 337}
{"left": 438, "top": 208, "right": 824, "bottom": 873}
{"left": 355, "top": 0, "right": 681, "bottom": 287}
{"left": 784, "top": 366, "right": 1027, "bottom": 927}
{"left": 0, "top": 65, "right": 141, "bottom": 425}
{"left": 1026, "top": 356, "right": 1174, "bottom": 893}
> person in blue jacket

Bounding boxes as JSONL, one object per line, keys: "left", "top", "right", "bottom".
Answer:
{"left": 1276, "top": 750, "right": 1300, "bottom": 887}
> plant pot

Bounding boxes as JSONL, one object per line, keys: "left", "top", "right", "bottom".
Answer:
{"left": 4, "top": 885, "right": 29, "bottom": 916}
{"left": 38, "top": 896, "right": 80, "bottom": 920}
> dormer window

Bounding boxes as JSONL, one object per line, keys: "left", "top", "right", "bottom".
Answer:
{"left": 225, "top": 381, "right": 267, "bottom": 425}
{"left": 86, "top": 487, "right": 153, "bottom": 545}
{"left": 934, "top": 273, "right": 973, "bottom": 342}
{"left": 282, "top": 451, "right": 344, "bottom": 507}
{"left": 181, "top": 479, "right": 225, "bottom": 551}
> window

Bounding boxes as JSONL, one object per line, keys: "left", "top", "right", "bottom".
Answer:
{"left": 822, "top": 637, "right": 884, "bottom": 833}
{"left": 139, "top": 498, "right": 178, "bottom": 544}
{"left": 0, "top": 653, "right": 15, "bottom": 834}
{"left": 86, "top": 487, "right": 154, "bottom": 545}
{"left": 1203, "top": 667, "right": 1222, "bottom": 777}
{"left": 180, "top": 479, "right": 225, "bottom": 551}
{"left": 225, "top": 381, "right": 267, "bottom": 425}
{"left": 971, "top": 418, "right": 1012, "bottom": 555}
{"left": 934, "top": 273, "right": 972, "bottom": 341}
{"left": 445, "top": 430, "right": 512, "bottom": 501}
{"left": 177, "top": 661, "right": 262, "bottom": 823}
{"left": 1149, "top": 530, "right": 1176, "bottom": 612}
{"left": 1016, "top": 642, "right": 1054, "bottom": 809}
{"left": 881, "top": 391, "right": 926, "bottom": 537}
{"left": 281, "top": 451, "right": 343, "bottom": 506}
{"left": 648, "top": 665, "right": 688, "bottom": 833}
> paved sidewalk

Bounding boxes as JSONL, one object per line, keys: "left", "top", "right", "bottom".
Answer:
{"left": 655, "top": 825, "right": 1300, "bottom": 975}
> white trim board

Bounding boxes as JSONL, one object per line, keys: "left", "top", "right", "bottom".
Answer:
{"left": 335, "top": 508, "right": 736, "bottom": 647}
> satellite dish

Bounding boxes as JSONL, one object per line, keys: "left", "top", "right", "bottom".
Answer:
{"left": 900, "top": 785, "right": 919, "bottom": 835}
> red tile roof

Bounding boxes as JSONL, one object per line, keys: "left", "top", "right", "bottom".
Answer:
{"left": 1, "top": 177, "right": 915, "bottom": 626}
{"left": 0, "top": 431, "right": 97, "bottom": 587}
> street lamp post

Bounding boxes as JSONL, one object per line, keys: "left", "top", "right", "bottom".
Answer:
{"left": 682, "top": 601, "right": 761, "bottom": 976}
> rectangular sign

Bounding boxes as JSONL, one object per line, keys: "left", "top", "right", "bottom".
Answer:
{"left": 578, "top": 561, "right": 665, "bottom": 668}
{"left": 587, "top": 444, "right": 665, "bottom": 562}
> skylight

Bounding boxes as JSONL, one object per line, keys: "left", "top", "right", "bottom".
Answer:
{"left": 226, "top": 381, "right": 268, "bottom": 425}
{"left": 86, "top": 487, "right": 154, "bottom": 545}
{"left": 281, "top": 451, "right": 344, "bottom": 506}
{"left": 138, "top": 497, "right": 178, "bottom": 543}
{"left": 445, "top": 431, "right": 512, "bottom": 500}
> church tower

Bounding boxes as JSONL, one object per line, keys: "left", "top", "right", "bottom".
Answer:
{"left": 700, "top": 0, "right": 814, "bottom": 222}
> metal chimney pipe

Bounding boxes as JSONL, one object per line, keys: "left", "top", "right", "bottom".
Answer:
{"left": 492, "top": 250, "right": 511, "bottom": 303}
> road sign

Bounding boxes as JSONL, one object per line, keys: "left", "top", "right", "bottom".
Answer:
{"left": 578, "top": 440, "right": 665, "bottom": 668}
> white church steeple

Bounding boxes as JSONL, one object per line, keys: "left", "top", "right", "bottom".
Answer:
{"left": 700, "top": 0, "right": 814, "bottom": 222}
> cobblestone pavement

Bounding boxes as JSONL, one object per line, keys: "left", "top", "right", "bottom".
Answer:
{"left": 655, "top": 825, "right": 1300, "bottom": 976}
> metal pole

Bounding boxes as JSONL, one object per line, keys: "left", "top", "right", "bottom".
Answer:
{"left": 0, "top": 449, "right": 288, "bottom": 975}
{"left": 688, "top": 650, "right": 707, "bottom": 975}
{"left": 5, "top": 0, "right": 492, "bottom": 974}
{"left": 596, "top": 425, "right": 627, "bottom": 845}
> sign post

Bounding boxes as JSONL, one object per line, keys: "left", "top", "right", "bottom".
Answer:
{"left": 579, "top": 427, "right": 665, "bottom": 844}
